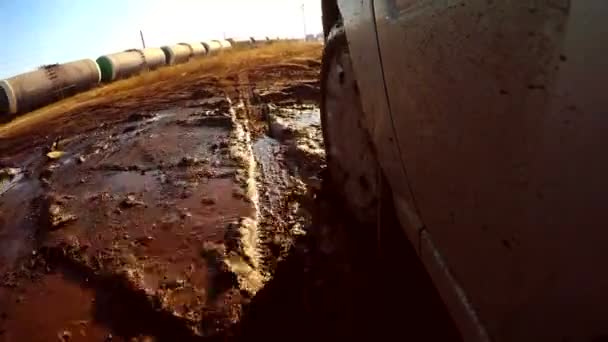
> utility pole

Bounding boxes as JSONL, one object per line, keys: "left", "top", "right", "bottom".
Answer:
{"left": 140, "top": 30, "right": 146, "bottom": 49}
{"left": 301, "top": 3, "right": 307, "bottom": 39}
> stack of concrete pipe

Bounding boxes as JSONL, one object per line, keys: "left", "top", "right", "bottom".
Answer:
{"left": 178, "top": 42, "right": 207, "bottom": 58}
{"left": 202, "top": 40, "right": 232, "bottom": 55}
{"left": 0, "top": 59, "right": 100, "bottom": 115}
{"left": 250, "top": 36, "right": 273, "bottom": 44}
{"left": 160, "top": 44, "right": 192, "bottom": 65}
{"left": 217, "top": 40, "right": 233, "bottom": 50}
{"left": 1, "top": 36, "right": 243, "bottom": 117}
{"left": 227, "top": 38, "right": 254, "bottom": 48}
{"left": 96, "top": 48, "right": 166, "bottom": 82}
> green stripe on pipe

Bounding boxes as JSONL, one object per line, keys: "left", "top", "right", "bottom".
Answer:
{"left": 96, "top": 56, "right": 114, "bottom": 82}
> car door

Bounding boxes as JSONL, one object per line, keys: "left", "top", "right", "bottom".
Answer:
{"left": 374, "top": 0, "right": 608, "bottom": 341}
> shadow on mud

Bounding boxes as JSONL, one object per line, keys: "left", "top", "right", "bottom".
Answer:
{"left": 59, "top": 266, "right": 202, "bottom": 342}
{"left": 232, "top": 177, "right": 462, "bottom": 342}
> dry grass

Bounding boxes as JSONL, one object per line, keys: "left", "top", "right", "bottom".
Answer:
{"left": 0, "top": 41, "right": 322, "bottom": 138}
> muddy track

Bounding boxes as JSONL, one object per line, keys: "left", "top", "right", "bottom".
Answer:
{"left": 0, "top": 51, "right": 459, "bottom": 342}
{"left": 0, "top": 57, "right": 328, "bottom": 341}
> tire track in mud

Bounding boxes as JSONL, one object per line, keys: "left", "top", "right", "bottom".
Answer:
{"left": 228, "top": 71, "right": 461, "bottom": 341}
{"left": 235, "top": 71, "right": 313, "bottom": 274}
{"left": 221, "top": 95, "right": 266, "bottom": 295}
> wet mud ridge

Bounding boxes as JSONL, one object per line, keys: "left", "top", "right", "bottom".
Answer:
{"left": 0, "top": 51, "right": 458, "bottom": 341}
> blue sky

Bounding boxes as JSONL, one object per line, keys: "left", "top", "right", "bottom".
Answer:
{"left": 0, "top": 0, "right": 323, "bottom": 79}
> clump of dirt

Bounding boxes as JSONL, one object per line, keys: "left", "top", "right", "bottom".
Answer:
{"left": 0, "top": 167, "right": 23, "bottom": 196}
{"left": 40, "top": 193, "right": 79, "bottom": 230}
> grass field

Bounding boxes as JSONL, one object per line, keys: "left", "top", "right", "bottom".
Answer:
{"left": 0, "top": 41, "right": 322, "bottom": 138}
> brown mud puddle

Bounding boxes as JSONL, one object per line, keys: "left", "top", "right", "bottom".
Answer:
{"left": 1, "top": 271, "right": 113, "bottom": 342}
{"left": 0, "top": 94, "right": 264, "bottom": 340}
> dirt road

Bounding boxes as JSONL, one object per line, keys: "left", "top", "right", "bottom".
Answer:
{"left": 0, "top": 42, "right": 459, "bottom": 341}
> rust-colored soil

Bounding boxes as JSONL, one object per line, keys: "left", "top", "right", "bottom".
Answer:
{"left": 0, "top": 41, "right": 459, "bottom": 342}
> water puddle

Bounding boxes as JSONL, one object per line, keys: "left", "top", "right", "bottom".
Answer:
{"left": 277, "top": 106, "right": 320, "bottom": 129}
{"left": 144, "top": 111, "right": 174, "bottom": 124}
{"left": 266, "top": 106, "right": 321, "bottom": 142}
{"left": 112, "top": 111, "right": 178, "bottom": 145}
{"left": 263, "top": 106, "right": 325, "bottom": 186}
{"left": 253, "top": 136, "right": 291, "bottom": 211}
{"left": 106, "top": 170, "right": 160, "bottom": 194}
{"left": 186, "top": 96, "right": 230, "bottom": 110}
{"left": 0, "top": 271, "right": 115, "bottom": 342}
{"left": 0, "top": 168, "right": 43, "bottom": 275}
{"left": 253, "top": 136, "right": 282, "bottom": 171}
